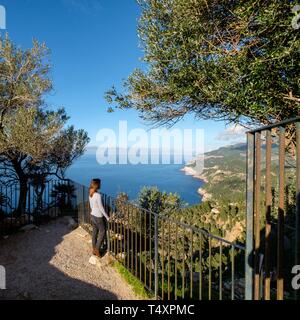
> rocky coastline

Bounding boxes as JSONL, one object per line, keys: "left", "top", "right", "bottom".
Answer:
{"left": 180, "top": 165, "right": 212, "bottom": 202}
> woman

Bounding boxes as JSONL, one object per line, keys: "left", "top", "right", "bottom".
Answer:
{"left": 89, "top": 179, "right": 109, "bottom": 257}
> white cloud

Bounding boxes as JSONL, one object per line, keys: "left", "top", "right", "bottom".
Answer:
{"left": 215, "top": 124, "right": 247, "bottom": 142}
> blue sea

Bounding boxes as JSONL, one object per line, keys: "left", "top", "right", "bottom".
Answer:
{"left": 66, "top": 155, "right": 203, "bottom": 206}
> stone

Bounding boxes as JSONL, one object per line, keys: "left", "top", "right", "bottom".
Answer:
{"left": 116, "top": 253, "right": 126, "bottom": 260}
{"left": 89, "top": 253, "right": 113, "bottom": 268}
{"left": 89, "top": 256, "right": 98, "bottom": 266}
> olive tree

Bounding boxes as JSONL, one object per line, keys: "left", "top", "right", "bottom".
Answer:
{"left": 106, "top": 0, "right": 300, "bottom": 129}
{"left": 0, "top": 36, "right": 89, "bottom": 215}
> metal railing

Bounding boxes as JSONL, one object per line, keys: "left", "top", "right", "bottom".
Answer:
{"left": 73, "top": 181, "right": 246, "bottom": 300}
{"left": 246, "top": 117, "right": 300, "bottom": 300}
{"left": 0, "top": 180, "right": 74, "bottom": 236}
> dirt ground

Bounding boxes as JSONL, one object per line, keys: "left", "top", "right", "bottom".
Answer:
{"left": 0, "top": 218, "right": 139, "bottom": 300}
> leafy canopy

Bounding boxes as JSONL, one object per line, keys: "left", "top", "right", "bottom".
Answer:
{"left": 0, "top": 36, "right": 90, "bottom": 184}
{"left": 106, "top": 0, "right": 300, "bottom": 127}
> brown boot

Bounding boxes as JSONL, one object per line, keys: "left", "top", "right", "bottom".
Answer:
{"left": 94, "top": 249, "right": 101, "bottom": 257}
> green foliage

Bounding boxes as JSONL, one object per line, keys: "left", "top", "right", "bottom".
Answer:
{"left": 113, "top": 261, "right": 153, "bottom": 299}
{"left": 138, "top": 186, "right": 182, "bottom": 214}
{"left": 0, "top": 36, "right": 89, "bottom": 214}
{"left": 0, "top": 34, "right": 52, "bottom": 114}
{"left": 106, "top": 0, "right": 300, "bottom": 128}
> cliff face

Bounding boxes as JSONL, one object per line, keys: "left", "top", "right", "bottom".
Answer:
{"left": 182, "top": 143, "right": 247, "bottom": 203}
{"left": 178, "top": 144, "right": 248, "bottom": 243}
{"left": 181, "top": 142, "right": 295, "bottom": 245}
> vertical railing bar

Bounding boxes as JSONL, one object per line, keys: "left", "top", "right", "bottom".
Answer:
{"left": 0, "top": 186, "right": 2, "bottom": 236}
{"left": 107, "top": 196, "right": 111, "bottom": 255}
{"left": 149, "top": 212, "right": 152, "bottom": 291}
{"left": 175, "top": 223, "right": 178, "bottom": 301}
{"left": 254, "top": 132, "right": 262, "bottom": 300}
{"left": 28, "top": 182, "right": 31, "bottom": 225}
{"left": 135, "top": 209, "right": 138, "bottom": 277}
{"left": 219, "top": 242, "right": 223, "bottom": 300}
{"left": 5, "top": 184, "right": 7, "bottom": 233}
{"left": 0, "top": 185, "right": 2, "bottom": 235}
{"left": 245, "top": 132, "right": 255, "bottom": 300}
{"left": 113, "top": 197, "right": 117, "bottom": 263}
{"left": 111, "top": 198, "right": 114, "bottom": 255}
{"left": 116, "top": 202, "right": 119, "bottom": 258}
{"left": 162, "top": 219, "right": 165, "bottom": 300}
{"left": 139, "top": 209, "right": 142, "bottom": 282}
{"left": 10, "top": 185, "right": 12, "bottom": 229}
{"left": 277, "top": 126, "right": 285, "bottom": 300}
{"left": 199, "top": 233, "right": 202, "bottom": 300}
{"left": 168, "top": 219, "right": 171, "bottom": 300}
{"left": 131, "top": 208, "right": 134, "bottom": 272}
{"left": 154, "top": 213, "right": 158, "bottom": 300}
{"left": 265, "top": 129, "right": 272, "bottom": 300}
{"left": 296, "top": 122, "right": 300, "bottom": 300}
{"left": 231, "top": 246, "right": 235, "bottom": 300}
{"left": 209, "top": 236, "right": 212, "bottom": 300}
{"left": 144, "top": 210, "right": 147, "bottom": 287}
{"left": 123, "top": 203, "right": 127, "bottom": 264}
{"left": 127, "top": 205, "right": 130, "bottom": 269}
{"left": 107, "top": 198, "right": 111, "bottom": 254}
{"left": 182, "top": 231, "right": 185, "bottom": 300}
{"left": 114, "top": 204, "right": 117, "bottom": 256}
{"left": 190, "top": 230, "right": 193, "bottom": 299}
{"left": 83, "top": 185, "right": 85, "bottom": 225}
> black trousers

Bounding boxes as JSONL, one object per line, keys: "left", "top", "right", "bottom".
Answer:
{"left": 91, "top": 215, "right": 106, "bottom": 251}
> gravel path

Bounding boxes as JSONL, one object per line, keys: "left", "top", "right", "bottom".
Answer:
{"left": 0, "top": 218, "right": 139, "bottom": 300}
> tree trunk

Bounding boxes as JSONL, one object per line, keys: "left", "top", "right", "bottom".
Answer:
{"left": 17, "top": 177, "right": 28, "bottom": 217}
{"left": 11, "top": 159, "right": 29, "bottom": 217}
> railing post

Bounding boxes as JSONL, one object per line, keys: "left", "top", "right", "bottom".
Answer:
{"left": 82, "top": 185, "right": 85, "bottom": 224}
{"left": 277, "top": 126, "right": 285, "bottom": 300}
{"left": 254, "top": 132, "right": 261, "bottom": 300}
{"left": 296, "top": 122, "right": 300, "bottom": 300}
{"left": 67, "top": 179, "right": 71, "bottom": 216}
{"left": 245, "top": 132, "right": 255, "bottom": 300}
{"left": 154, "top": 213, "right": 159, "bottom": 300}
{"left": 107, "top": 196, "right": 111, "bottom": 254}
{"left": 27, "top": 182, "right": 31, "bottom": 224}
{"left": 264, "top": 130, "right": 272, "bottom": 300}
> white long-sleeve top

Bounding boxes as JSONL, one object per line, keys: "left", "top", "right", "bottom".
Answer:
{"left": 89, "top": 192, "right": 109, "bottom": 220}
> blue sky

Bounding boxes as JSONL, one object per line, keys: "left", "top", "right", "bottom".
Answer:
{"left": 0, "top": 0, "right": 246, "bottom": 152}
